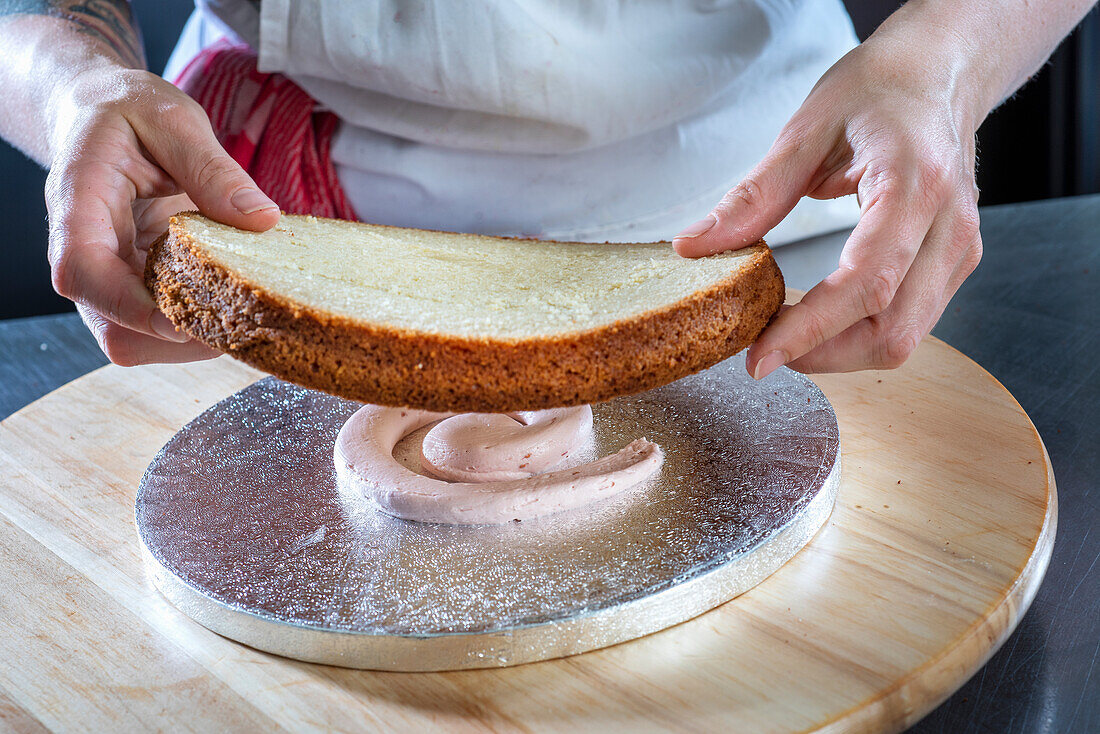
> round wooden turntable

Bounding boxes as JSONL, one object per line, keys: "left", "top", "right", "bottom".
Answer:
{"left": 0, "top": 335, "right": 1054, "bottom": 732}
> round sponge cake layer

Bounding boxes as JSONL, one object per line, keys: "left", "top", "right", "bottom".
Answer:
{"left": 145, "top": 213, "right": 784, "bottom": 412}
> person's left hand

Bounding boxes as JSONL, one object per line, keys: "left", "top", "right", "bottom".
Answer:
{"left": 672, "top": 35, "right": 983, "bottom": 379}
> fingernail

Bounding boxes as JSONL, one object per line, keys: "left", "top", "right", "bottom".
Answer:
{"left": 753, "top": 350, "right": 788, "bottom": 380}
{"left": 151, "top": 311, "right": 189, "bottom": 342}
{"left": 231, "top": 187, "right": 278, "bottom": 215}
{"left": 674, "top": 214, "right": 717, "bottom": 241}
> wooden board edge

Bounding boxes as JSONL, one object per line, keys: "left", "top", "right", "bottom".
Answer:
{"left": 0, "top": 363, "right": 115, "bottom": 430}
{"left": 814, "top": 345, "right": 1058, "bottom": 734}
{"left": 0, "top": 358, "right": 261, "bottom": 432}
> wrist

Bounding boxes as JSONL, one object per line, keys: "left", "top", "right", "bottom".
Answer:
{"left": 0, "top": 12, "right": 135, "bottom": 165}
{"left": 0, "top": 0, "right": 149, "bottom": 163}
{"left": 866, "top": 0, "right": 1098, "bottom": 138}
{"left": 44, "top": 57, "right": 130, "bottom": 162}
{"left": 863, "top": 0, "right": 997, "bottom": 138}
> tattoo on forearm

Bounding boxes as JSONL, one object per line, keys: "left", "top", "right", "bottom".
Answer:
{"left": 0, "top": 0, "right": 145, "bottom": 68}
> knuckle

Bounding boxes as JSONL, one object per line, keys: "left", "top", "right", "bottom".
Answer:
{"left": 915, "top": 156, "right": 951, "bottom": 193}
{"left": 191, "top": 154, "right": 249, "bottom": 196}
{"left": 952, "top": 200, "right": 983, "bottom": 276}
{"left": 130, "top": 87, "right": 208, "bottom": 144}
{"left": 114, "top": 152, "right": 151, "bottom": 181}
{"left": 150, "top": 100, "right": 201, "bottom": 140}
{"left": 158, "top": 94, "right": 205, "bottom": 125}
{"left": 192, "top": 154, "right": 244, "bottom": 192}
{"left": 116, "top": 67, "right": 159, "bottom": 91}
{"left": 874, "top": 320, "right": 922, "bottom": 370}
{"left": 961, "top": 235, "right": 984, "bottom": 276}
{"left": 49, "top": 245, "right": 77, "bottom": 298}
{"left": 956, "top": 199, "right": 981, "bottom": 240}
{"left": 799, "top": 308, "right": 831, "bottom": 351}
{"left": 98, "top": 324, "right": 140, "bottom": 367}
{"left": 860, "top": 165, "right": 905, "bottom": 210}
{"left": 867, "top": 156, "right": 954, "bottom": 212}
{"left": 100, "top": 286, "right": 130, "bottom": 328}
{"left": 722, "top": 175, "right": 768, "bottom": 212}
{"left": 854, "top": 266, "right": 901, "bottom": 316}
{"left": 160, "top": 84, "right": 206, "bottom": 115}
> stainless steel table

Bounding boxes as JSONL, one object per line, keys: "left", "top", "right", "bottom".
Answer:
{"left": 2, "top": 194, "right": 1096, "bottom": 733}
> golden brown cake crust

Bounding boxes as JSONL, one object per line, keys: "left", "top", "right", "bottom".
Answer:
{"left": 144, "top": 215, "right": 785, "bottom": 412}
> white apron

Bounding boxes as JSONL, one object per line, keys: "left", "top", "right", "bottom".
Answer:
{"left": 167, "top": 0, "right": 860, "bottom": 245}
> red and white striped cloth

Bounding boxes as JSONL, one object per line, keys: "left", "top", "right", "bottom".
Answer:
{"left": 173, "top": 39, "right": 357, "bottom": 221}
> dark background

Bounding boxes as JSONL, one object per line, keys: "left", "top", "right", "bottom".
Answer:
{"left": 1, "top": 1, "right": 1098, "bottom": 320}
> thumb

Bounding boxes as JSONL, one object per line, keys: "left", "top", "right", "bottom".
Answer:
{"left": 130, "top": 99, "right": 280, "bottom": 232}
{"left": 672, "top": 137, "right": 821, "bottom": 258}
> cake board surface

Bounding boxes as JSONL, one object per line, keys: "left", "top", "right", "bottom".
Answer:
{"left": 135, "top": 354, "right": 840, "bottom": 670}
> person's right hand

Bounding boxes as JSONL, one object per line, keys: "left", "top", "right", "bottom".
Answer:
{"left": 45, "top": 65, "right": 280, "bottom": 366}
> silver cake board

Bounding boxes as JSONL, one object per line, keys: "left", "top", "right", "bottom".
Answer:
{"left": 136, "top": 354, "right": 840, "bottom": 671}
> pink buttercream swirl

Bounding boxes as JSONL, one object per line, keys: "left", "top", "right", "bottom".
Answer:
{"left": 334, "top": 406, "right": 663, "bottom": 525}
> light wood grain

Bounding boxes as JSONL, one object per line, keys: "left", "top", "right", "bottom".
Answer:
{"left": 0, "top": 335, "right": 1055, "bottom": 733}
